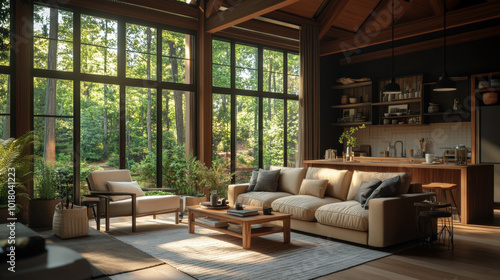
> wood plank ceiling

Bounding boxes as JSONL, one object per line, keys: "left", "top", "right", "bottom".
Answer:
{"left": 199, "top": 0, "right": 500, "bottom": 58}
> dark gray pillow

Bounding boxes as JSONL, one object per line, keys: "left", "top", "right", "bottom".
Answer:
{"left": 363, "top": 176, "right": 401, "bottom": 209}
{"left": 247, "top": 171, "right": 259, "bottom": 192}
{"left": 355, "top": 179, "right": 382, "bottom": 207}
{"left": 253, "top": 169, "right": 280, "bottom": 192}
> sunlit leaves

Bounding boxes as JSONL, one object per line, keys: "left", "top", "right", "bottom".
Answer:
{"left": 81, "top": 14, "right": 117, "bottom": 76}
{"left": 126, "top": 24, "right": 157, "bottom": 80}
{"left": 33, "top": 78, "right": 73, "bottom": 116}
{"left": 263, "top": 49, "right": 284, "bottom": 93}
{"left": 288, "top": 53, "right": 300, "bottom": 95}
{"left": 213, "top": 40, "right": 231, "bottom": 88}
{"left": 263, "top": 98, "right": 284, "bottom": 168}
{"left": 235, "top": 44, "right": 258, "bottom": 90}
{"left": 287, "top": 100, "right": 299, "bottom": 166}
{"left": 212, "top": 94, "right": 231, "bottom": 161}
{"left": 162, "top": 30, "right": 193, "bottom": 83}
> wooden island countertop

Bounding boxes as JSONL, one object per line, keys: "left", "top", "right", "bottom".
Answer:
{"left": 303, "top": 159, "right": 494, "bottom": 225}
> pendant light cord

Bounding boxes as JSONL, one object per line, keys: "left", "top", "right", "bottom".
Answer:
{"left": 391, "top": 0, "right": 395, "bottom": 82}
{"left": 443, "top": 0, "right": 447, "bottom": 75}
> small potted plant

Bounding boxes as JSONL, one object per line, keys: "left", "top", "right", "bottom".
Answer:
{"left": 195, "top": 159, "right": 234, "bottom": 199}
{"left": 29, "top": 162, "right": 60, "bottom": 228}
{"left": 339, "top": 124, "right": 366, "bottom": 161}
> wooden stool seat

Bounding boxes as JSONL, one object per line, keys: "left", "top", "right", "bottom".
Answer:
{"left": 422, "top": 182, "right": 460, "bottom": 222}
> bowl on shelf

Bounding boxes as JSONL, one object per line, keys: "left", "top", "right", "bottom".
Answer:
{"left": 482, "top": 92, "right": 498, "bottom": 105}
{"left": 349, "top": 97, "right": 357, "bottom": 104}
{"left": 396, "top": 112, "right": 403, "bottom": 116}
{"left": 384, "top": 113, "right": 390, "bottom": 117}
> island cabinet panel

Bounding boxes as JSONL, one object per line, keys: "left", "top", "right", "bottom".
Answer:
{"left": 303, "top": 160, "right": 494, "bottom": 225}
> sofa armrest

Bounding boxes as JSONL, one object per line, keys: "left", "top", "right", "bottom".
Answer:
{"left": 368, "top": 192, "right": 433, "bottom": 247}
{"left": 408, "top": 182, "right": 422, "bottom": 193}
{"left": 228, "top": 184, "right": 249, "bottom": 207}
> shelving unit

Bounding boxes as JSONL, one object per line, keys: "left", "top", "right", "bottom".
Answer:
{"left": 423, "top": 76, "right": 470, "bottom": 123}
{"left": 331, "top": 81, "right": 372, "bottom": 126}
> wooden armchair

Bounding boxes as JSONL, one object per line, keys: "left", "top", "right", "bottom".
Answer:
{"left": 86, "top": 170, "right": 180, "bottom": 232}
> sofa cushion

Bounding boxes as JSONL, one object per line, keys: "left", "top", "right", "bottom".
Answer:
{"left": 236, "top": 191, "right": 291, "bottom": 208}
{"left": 270, "top": 166, "right": 306, "bottom": 195}
{"left": 346, "top": 170, "right": 410, "bottom": 201}
{"left": 355, "top": 179, "right": 382, "bottom": 207}
{"left": 271, "top": 195, "right": 341, "bottom": 221}
{"left": 298, "top": 179, "right": 328, "bottom": 198}
{"left": 247, "top": 171, "right": 259, "bottom": 192}
{"left": 315, "top": 201, "right": 369, "bottom": 232}
{"left": 106, "top": 181, "right": 145, "bottom": 201}
{"left": 109, "top": 195, "right": 179, "bottom": 216}
{"left": 254, "top": 169, "right": 280, "bottom": 192}
{"left": 363, "top": 176, "right": 401, "bottom": 209}
{"left": 305, "top": 167, "right": 352, "bottom": 200}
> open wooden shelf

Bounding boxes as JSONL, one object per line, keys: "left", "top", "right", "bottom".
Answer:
{"left": 372, "top": 98, "right": 421, "bottom": 106}
{"left": 331, "top": 102, "right": 372, "bottom": 109}
{"left": 331, "top": 122, "right": 372, "bottom": 127}
{"left": 332, "top": 81, "right": 372, "bottom": 90}
{"left": 474, "top": 87, "right": 500, "bottom": 93}
{"left": 382, "top": 114, "right": 421, "bottom": 119}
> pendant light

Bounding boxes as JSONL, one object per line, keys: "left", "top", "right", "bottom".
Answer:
{"left": 434, "top": 0, "right": 456, "bottom": 92}
{"left": 383, "top": 0, "right": 401, "bottom": 94}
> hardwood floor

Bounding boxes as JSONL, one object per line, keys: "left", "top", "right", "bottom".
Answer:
{"left": 106, "top": 210, "right": 500, "bottom": 279}
{"left": 319, "top": 209, "right": 500, "bottom": 280}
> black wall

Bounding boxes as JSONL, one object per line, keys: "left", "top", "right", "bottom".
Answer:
{"left": 320, "top": 35, "right": 500, "bottom": 156}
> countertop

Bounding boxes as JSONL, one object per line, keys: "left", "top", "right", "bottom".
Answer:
{"left": 304, "top": 158, "right": 485, "bottom": 170}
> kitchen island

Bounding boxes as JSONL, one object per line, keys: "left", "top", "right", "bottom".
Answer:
{"left": 303, "top": 159, "right": 494, "bottom": 225}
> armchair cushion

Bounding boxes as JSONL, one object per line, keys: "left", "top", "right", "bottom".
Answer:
{"left": 87, "top": 170, "right": 132, "bottom": 192}
{"left": 109, "top": 195, "right": 180, "bottom": 216}
{"left": 106, "top": 181, "right": 145, "bottom": 201}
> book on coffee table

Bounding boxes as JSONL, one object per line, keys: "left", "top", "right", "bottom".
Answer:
{"left": 227, "top": 209, "right": 259, "bottom": 217}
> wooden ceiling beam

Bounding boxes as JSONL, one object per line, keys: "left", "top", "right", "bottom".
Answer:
{"left": 206, "top": 0, "right": 224, "bottom": 18}
{"left": 117, "top": 0, "right": 198, "bottom": 18}
{"left": 318, "top": 0, "right": 350, "bottom": 39}
{"left": 339, "top": 25, "right": 500, "bottom": 65}
{"left": 262, "top": 10, "right": 318, "bottom": 27}
{"left": 320, "top": 1, "right": 500, "bottom": 56}
{"left": 205, "top": 0, "right": 301, "bottom": 33}
{"left": 361, "top": 0, "right": 413, "bottom": 33}
{"left": 236, "top": 19, "right": 299, "bottom": 40}
{"left": 323, "top": 27, "right": 356, "bottom": 40}
{"left": 217, "top": 27, "right": 299, "bottom": 51}
{"left": 429, "top": 0, "right": 444, "bottom": 16}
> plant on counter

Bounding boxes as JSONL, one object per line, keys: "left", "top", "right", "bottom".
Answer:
{"left": 339, "top": 124, "right": 366, "bottom": 148}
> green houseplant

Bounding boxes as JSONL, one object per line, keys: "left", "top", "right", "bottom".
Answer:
{"left": 195, "top": 159, "right": 234, "bottom": 199}
{"left": 0, "top": 132, "right": 33, "bottom": 220}
{"left": 339, "top": 124, "right": 366, "bottom": 161}
{"left": 29, "top": 163, "right": 61, "bottom": 228}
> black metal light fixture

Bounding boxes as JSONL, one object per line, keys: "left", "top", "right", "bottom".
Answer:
{"left": 434, "top": 0, "right": 456, "bottom": 92}
{"left": 383, "top": 0, "right": 401, "bottom": 94}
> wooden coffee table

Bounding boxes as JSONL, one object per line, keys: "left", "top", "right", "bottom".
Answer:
{"left": 187, "top": 205, "right": 291, "bottom": 249}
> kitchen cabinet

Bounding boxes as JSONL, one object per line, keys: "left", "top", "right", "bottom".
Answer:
{"left": 422, "top": 76, "right": 471, "bottom": 123}
{"left": 331, "top": 81, "right": 372, "bottom": 127}
{"left": 372, "top": 74, "right": 424, "bottom": 126}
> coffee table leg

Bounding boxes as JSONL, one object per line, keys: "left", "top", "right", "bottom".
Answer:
{"left": 188, "top": 209, "right": 195, "bottom": 233}
{"left": 242, "top": 222, "right": 252, "bottom": 249}
{"left": 283, "top": 216, "right": 291, "bottom": 244}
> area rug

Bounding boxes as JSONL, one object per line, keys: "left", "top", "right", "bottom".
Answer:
{"left": 106, "top": 217, "right": 392, "bottom": 280}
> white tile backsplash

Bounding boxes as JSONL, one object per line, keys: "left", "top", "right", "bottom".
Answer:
{"left": 352, "top": 122, "right": 471, "bottom": 158}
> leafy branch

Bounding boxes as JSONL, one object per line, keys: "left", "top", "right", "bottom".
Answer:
{"left": 339, "top": 124, "right": 366, "bottom": 148}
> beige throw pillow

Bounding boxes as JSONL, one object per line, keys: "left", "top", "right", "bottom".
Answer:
{"left": 298, "top": 179, "right": 328, "bottom": 198}
{"left": 106, "top": 181, "right": 145, "bottom": 201}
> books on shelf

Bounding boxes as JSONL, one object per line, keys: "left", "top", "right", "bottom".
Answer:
{"left": 227, "top": 209, "right": 259, "bottom": 217}
{"left": 227, "top": 223, "right": 262, "bottom": 233}
{"left": 196, "top": 217, "right": 229, "bottom": 227}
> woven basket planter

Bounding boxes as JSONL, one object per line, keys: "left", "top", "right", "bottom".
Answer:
{"left": 52, "top": 203, "right": 89, "bottom": 239}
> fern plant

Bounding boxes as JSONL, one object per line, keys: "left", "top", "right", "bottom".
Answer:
{"left": 195, "top": 160, "right": 234, "bottom": 198}
{"left": 34, "top": 163, "right": 59, "bottom": 200}
{"left": 0, "top": 132, "right": 33, "bottom": 210}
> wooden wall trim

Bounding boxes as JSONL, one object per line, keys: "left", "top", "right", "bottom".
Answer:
{"left": 61, "top": 0, "right": 198, "bottom": 30}
{"left": 320, "top": 1, "right": 500, "bottom": 56}
{"left": 339, "top": 25, "right": 500, "bottom": 65}
{"left": 205, "top": 0, "right": 301, "bottom": 33}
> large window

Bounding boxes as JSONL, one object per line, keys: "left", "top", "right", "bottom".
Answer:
{"left": 32, "top": 4, "right": 196, "bottom": 199}
{"left": 0, "top": 0, "right": 11, "bottom": 139}
{"left": 212, "top": 39, "right": 299, "bottom": 182}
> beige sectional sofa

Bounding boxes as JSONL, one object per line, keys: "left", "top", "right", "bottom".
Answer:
{"left": 228, "top": 167, "right": 431, "bottom": 247}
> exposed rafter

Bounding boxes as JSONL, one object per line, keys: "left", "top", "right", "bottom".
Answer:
{"left": 429, "top": 0, "right": 444, "bottom": 16}
{"left": 361, "top": 0, "right": 413, "bottom": 34}
{"left": 262, "top": 10, "right": 318, "bottom": 27}
{"left": 205, "top": 0, "right": 301, "bottom": 34}
{"left": 318, "top": 0, "right": 350, "bottom": 39}
{"left": 117, "top": 0, "right": 198, "bottom": 18}
{"left": 320, "top": 1, "right": 500, "bottom": 56}
{"left": 205, "top": 0, "right": 224, "bottom": 18}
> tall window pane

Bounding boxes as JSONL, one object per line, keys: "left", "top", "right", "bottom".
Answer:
{"left": 212, "top": 40, "right": 231, "bottom": 88}
{"left": 33, "top": 5, "right": 73, "bottom": 71}
{"left": 212, "top": 94, "right": 231, "bottom": 162}
{"left": 80, "top": 82, "right": 120, "bottom": 189}
{"left": 263, "top": 98, "right": 284, "bottom": 169}
{"left": 287, "top": 100, "right": 299, "bottom": 167}
{"left": 287, "top": 53, "right": 299, "bottom": 95}
{"left": 236, "top": 95, "right": 259, "bottom": 183}
{"left": 0, "top": 74, "right": 10, "bottom": 139}
{"left": 0, "top": 0, "right": 10, "bottom": 66}
{"left": 126, "top": 86, "right": 157, "bottom": 187}
{"left": 235, "top": 44, "right": 258, "bottom": 91}
{"left": 263, "top": 49, "right": 284, "bottom": 93}
{"left": 162, "top": 31, "right": 193, "bottom": 84}
{"left": 81, "top": 14, "right": 117, "bottom": 76}
{"left": 126, "top": 24, "right": 157, "bottom": 80}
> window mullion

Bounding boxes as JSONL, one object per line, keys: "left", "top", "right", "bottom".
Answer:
{"left": 156, "top": 27, "right": 162, "bottom": 188}
{"left": 118, "top": 17, "right": 126, "bottom": 168}
{"left": 258, "top": 47, "right": 263, "bottom": 169}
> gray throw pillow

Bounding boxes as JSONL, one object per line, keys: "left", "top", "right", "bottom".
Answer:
{"left": 355, "top": 179, "right": 382, "bottom": 207}
{"left": 247, "top": 170, "right": 259, "bottom": 192}
{"left": 253, "top": 169, "right": 280, "bottom": 192}
{"left": 363, "top": 176, "right": 401, "bottom": 209}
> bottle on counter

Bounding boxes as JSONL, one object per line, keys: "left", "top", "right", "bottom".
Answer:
{"left": 455, "top": 144, "right": 467, "bottom": 165}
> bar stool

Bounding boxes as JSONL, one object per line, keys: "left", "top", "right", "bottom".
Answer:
{"left": 422, "top": 182, "right": 460, "bottom": 222}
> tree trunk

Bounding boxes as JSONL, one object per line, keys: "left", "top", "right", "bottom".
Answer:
{"left": 44, "top": 8, "right": 58, "bottom": 167}
{"left": 267, "top": 60, "right": 273, "bottom": 91}
{"left": 168, "top": 41, "right": 185, "bottom": 145}
{"left": 146, "top": 28, "right": 152, "bottom": 153}
{"left": 103, "top": 84, "right": 108, "bottom": 155}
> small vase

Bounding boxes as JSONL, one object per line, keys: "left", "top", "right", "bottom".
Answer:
{"left": 340, "top": 95, "right": 348, "bottom": 105}
{"left": 345, "top": 146, "right": 353, "bottom": 162}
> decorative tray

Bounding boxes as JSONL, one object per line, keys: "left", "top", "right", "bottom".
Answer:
{"left": 200, "top": 202, "right": 230, "bottom": 209}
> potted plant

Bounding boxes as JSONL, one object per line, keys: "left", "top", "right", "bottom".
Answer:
{"left": 29, "top": 163, "right": 61, "bottom": 228}
{"left": 195, "top": 159, "right": 234, "bottom": 199}
{"left": 179, "top": 155, "right": 207, "bottom": 213}
{"left": 0, "top": 132, "right": 33, "bottom": 221}
{"left": 339, "top": 124, "right": 366, "bottom": 161}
